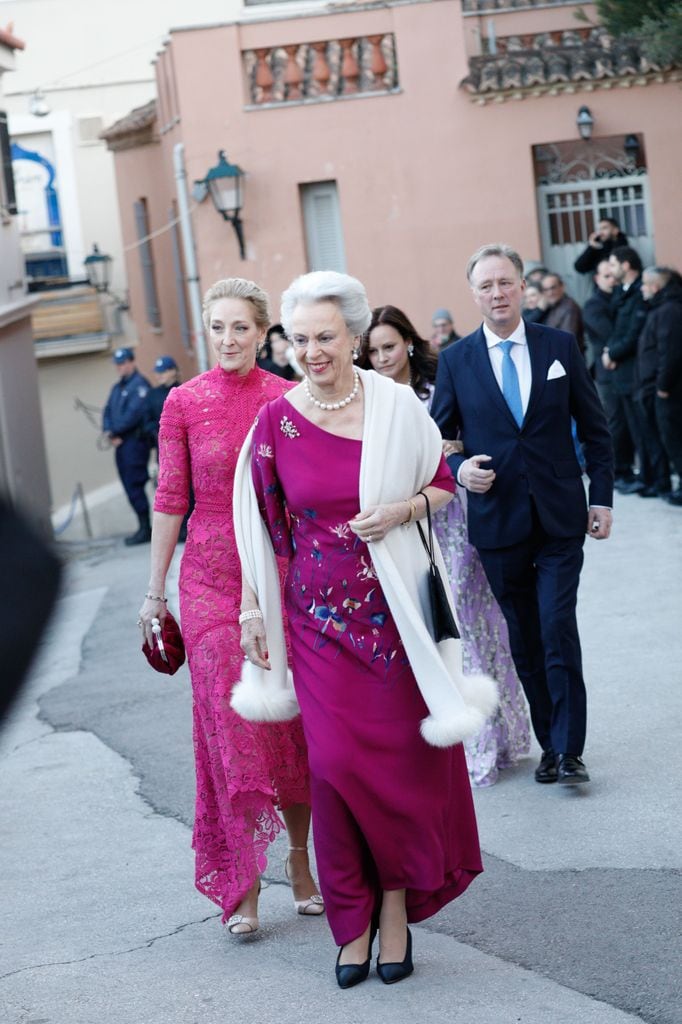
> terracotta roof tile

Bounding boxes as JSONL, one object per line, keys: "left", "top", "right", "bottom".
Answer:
{"left": 100, "top": 100, "right": 157, "bottom": 144}
{"left": 461, "top": 26, "right": 680, "bottom": 99}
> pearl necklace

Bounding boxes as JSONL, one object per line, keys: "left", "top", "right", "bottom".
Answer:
{"left": 303, "top": 370, "right": 360, "bottom": 411}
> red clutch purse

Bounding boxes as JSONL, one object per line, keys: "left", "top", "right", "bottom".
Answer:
{"left": 142, "top": 611, "right": 186, "bottom": 675}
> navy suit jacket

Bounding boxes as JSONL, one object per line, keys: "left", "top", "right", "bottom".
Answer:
{"left": 431, "top": 322, "right": 614, "bottom": 549}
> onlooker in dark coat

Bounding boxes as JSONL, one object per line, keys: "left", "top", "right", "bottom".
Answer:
{"left": 257, "top": 323, "right": 300, "bottom": 380}
{"left": 583, "top": 260, "right": 635, "bottom": 481}
{"left": 630, "top": 271, "right": 674, "bottom": 497}
{"left": 583, "top": 259, "right": 616, "bottom": 387}
{"left": 430, "top": 308, "right": 460, "bottom": 353}
{"left": 541, "top": 273, "right": 584, "bottom": 353}
{"left": 603, "top": 247, "right": 648, "bottom": 492}
{"left": 641, "top": 268, "right": 682, "bottom": 505}
{"left": 574, "top": 218, "right": 628, "bottom": 276}
{"left": 521, "top": 283, "right": 546, "bottom": 324}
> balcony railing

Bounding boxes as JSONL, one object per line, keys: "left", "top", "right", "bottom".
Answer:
{"left": 462, "top": 0, "right": 577, "bottom": 11}
{"left": 243, "top": 33, "right": 399, "bottom": 107}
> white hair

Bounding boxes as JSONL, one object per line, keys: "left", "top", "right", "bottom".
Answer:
{"left": 280, "top": 271, "right": 372, "bottom": 337}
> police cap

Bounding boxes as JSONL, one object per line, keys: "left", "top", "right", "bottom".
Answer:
{"left": 113, "top": 347, "right": 135, "bottom": 364}
{"left": 154, "top": 355, "right": 178, "bottom": 373}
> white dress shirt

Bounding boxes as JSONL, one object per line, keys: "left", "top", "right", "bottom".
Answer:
{"left": 483, "top": 319, "right": 531, "bottom": 415}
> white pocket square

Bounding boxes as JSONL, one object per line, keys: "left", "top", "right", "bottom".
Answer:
{"left": 547, "top": 360, "right": 567, "bottom": 380}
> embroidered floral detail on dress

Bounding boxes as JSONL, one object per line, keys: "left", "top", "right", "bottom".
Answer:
{"left": 357, "top": 555, "right": 377, "bottom": 581}
{"left": 330, "top": 522, "right": 351, "bottom": 539}
{"left": 257, "top": 442, "right": 274, "bottom": 459}
{"left": 280, "top": 416, "right": 300, "bottom": 439}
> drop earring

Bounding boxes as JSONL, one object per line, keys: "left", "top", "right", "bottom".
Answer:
{"left": 407, "top": 343, "right": 414, "bottom": 356}
{"left": 352, "top": 347, "right": 360, "bottom": 361}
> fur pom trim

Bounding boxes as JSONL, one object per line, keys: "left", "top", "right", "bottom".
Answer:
{"left": 456, "top": 673, "right": 499, "bottom": 718}
{"left": 420, "top": 674, "right": 499, "bottom": 748}
{"left": 230, "top": 662, "right": 300, "bottom": 722}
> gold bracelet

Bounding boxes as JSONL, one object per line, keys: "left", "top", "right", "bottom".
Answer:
{"left": 403, "top": 499, "right": 417, "bottom": 525}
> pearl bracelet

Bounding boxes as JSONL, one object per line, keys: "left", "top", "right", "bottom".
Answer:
{"left": 145, "top": 593, "right": 167, "bottom": 602}
{"left": 239, "top": 609, "right": 263, "bottom": 625}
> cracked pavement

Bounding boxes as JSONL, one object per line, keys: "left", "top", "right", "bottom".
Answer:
{"left": 1, "top": 488, "right": 680, "bottom": 1024}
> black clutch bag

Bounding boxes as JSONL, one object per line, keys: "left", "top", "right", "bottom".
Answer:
{"left": 416, "top": 490, "right": 460, "bottom": 643}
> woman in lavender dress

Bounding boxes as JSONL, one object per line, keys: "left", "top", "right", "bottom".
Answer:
{"left": 362, "top": 305, "right": 530, "bottom": 786}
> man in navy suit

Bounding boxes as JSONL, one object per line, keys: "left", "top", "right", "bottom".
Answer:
{"left": 431, "top": 244, "right": 614, "bottom": 785}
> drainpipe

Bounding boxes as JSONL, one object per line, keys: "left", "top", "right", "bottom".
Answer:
{"left": 173, "top": 142, "right": 208, "bottom": 373}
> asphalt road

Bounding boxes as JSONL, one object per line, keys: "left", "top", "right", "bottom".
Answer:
{"left": 1, "top": 487, "right": 680, "bottom": 1024}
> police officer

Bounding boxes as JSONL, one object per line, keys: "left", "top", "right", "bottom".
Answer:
{"left": 142, "top": 354, "right": 194, "bottom": 542}
{"left": 103, "top": 347, "right": 152, "bottom": 545}
{"left": 142, "top": 354, "right": 180, "bottom": 449}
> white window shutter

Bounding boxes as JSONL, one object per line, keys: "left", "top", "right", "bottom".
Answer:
{"left": 301, "top": 182, "right": 346, "bottom": 272}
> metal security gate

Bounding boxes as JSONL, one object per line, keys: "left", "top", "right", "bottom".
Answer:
{"left": 537, "top": 173, "right": 655, "bottom": 304}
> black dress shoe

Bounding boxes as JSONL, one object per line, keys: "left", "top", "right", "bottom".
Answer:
{"left": 638, "top": 486, "right": 660, "bottom": 498}
{"left": 618, "top": 479, "right": 645, "bottom": 495}
{"left": 336, "top": 925, "right": 376, "bottom": 990}
{"left": 557, "top": 754, "right": 590, "bottom": 785}
{"left": 377, "top": 927, "right": 414, "bottom": 985}
{"left": 534, "top": 749, "right": 558, "bottom": 783}
{"left": 124, "top": 525, "right": 152, "bottom": 546}
{"left": 667, "top": 490, "right": 682, "bottom": 506}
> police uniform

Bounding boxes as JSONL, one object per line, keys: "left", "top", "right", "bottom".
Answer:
{"left": 142, "top": 355, "right": 194, "bottom": 542}
{"left": 103, "top": 349, "right": 152, "bottom": 544}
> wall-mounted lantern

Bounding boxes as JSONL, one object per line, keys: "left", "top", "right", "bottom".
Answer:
{"left": 196, "top": 151, "right": 246, "bottom": 260}
{"left": 624, "top": 134, "right": 641, "bottom": 164}
{"left": 576, "top": 105, "right": 595, "bottom": 141}
{"left": 84, "top": 244, "right": 112, "bottom": 293}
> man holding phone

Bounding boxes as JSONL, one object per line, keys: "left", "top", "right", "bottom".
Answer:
{"left": 431, "top": 244, "right": 614, "bottom": 787}
{"left": 574, "top": 217, "right": 628, "bottom": 276}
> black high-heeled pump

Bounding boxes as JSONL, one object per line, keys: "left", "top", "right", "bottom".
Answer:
{"left": 335, "top": 924, "right": 377, "bottom": 990}
{"left": 376, "top": 927, "right": 414, "bottom": 985}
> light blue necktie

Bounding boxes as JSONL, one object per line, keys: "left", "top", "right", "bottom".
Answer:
{"left": 498, "top": 340, "right": 523, "bottom": 427}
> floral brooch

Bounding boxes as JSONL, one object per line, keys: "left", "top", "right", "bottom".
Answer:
{"left": 280, "top": 416, "right": 300, "bottom": 439}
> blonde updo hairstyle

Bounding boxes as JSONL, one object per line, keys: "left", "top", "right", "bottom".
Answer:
{"left": 202, "top": 277, "right": 271, "bottom": 333}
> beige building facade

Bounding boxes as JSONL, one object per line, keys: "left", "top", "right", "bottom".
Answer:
{"left": 104, "top": 0, "right": 682, "bottom": 374}
{"left": 1, "top": 0, "right": 246, "bottom": 522}
{"left": 0, "top": 26, "right": 52, "bottom": 535}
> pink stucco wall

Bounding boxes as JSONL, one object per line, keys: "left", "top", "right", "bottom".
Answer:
{"left": 113, "top": 0, "right": 682, "bottom": 365}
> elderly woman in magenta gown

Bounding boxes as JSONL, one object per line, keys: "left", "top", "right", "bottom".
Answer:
{"left": 232, "top": 272, "right": 497, "bottom": 989}
{"left": 138, "top": 278, "right": 322, "bottom": 935}
{"left": 362, "top": 304, "right": 530, "bottom": 787}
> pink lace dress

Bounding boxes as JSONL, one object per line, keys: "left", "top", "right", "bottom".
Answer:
{"left": 155, "top": 365, "right": 310, "bottom": 921}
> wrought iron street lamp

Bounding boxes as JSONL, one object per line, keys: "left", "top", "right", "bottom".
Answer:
{"left": 576, "top": 106, "right": 595, "bottom": 141}
{"left": 198, "top": 151, "right": 246, "bottom": 260}
{"left": 84, "top": 244, "right": 112, "bottom": 292}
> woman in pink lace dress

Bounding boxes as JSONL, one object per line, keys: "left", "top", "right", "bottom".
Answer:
{"left": 363, "top": 305, "right": 530, "bottom": 786}
{"left": 138, "top": 278, "right": 322, "bottom": 934}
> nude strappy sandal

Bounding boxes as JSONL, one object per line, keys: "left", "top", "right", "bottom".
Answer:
{"left": 285, "top": 846, "right": 325, "bottom": 916}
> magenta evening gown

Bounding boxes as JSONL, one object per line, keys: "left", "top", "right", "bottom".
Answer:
{"left": 251, "top": 396, "right": 482, "bottom": 945}
{"left": 155, "top": 366, "right": 310, "bottom": 921}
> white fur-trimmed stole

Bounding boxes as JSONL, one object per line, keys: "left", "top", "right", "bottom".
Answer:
{"left": 420, "top": 673, "right": 499, "bottom": 748}
{"left": 230, "top": 660, "right": 300, "bottom": 723}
